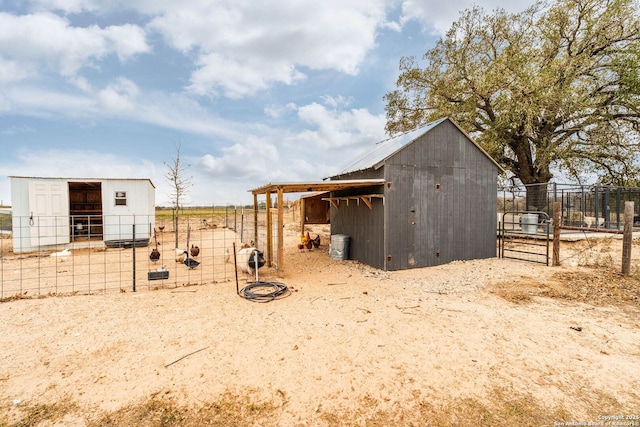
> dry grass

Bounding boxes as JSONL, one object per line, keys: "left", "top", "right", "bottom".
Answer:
{"left": 0, "top": 394, "right": 78, "bottom": 427}
{"left": 491, "top": 267, "right": 640, "bottom": 308}
{"left": 2, "top": 387, "right": 634, "bottom": 427}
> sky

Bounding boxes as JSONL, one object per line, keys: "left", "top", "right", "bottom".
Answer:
{"left": 0, "top": 0, "right": 533, "bottom": 207}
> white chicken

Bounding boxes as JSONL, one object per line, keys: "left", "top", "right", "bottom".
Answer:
{"left": 50, "top": 248, "right": 71, "bottom": 261}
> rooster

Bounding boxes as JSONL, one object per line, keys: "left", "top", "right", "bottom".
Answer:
{"left": 190, "top": 244, "right": 200, "bottom": 257}
{"left": 302, "top": 231, "right": 313, "bottom": 250}
{"left": 312, "top": 234, "right": 321, "bottom": 248}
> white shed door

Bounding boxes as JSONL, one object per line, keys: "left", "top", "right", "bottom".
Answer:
{"left": 29, "top": 181, "right": 70, "bottom": 246}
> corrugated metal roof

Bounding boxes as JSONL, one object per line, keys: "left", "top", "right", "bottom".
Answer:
{"left": 334, "top": 118, "right": 447, "bottom": 176}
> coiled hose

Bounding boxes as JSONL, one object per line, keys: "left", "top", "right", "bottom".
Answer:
{"left": 239, "top": 281, "right": 290, "bottom": 303}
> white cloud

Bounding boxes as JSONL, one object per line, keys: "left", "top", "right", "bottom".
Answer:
{"left": 0, "top": 124, "right": 36, "bottom": 135}
{"left": 97, "top": 77, "right": 140, "bottom": 112}
{"left": 145, "top": 1, "right": 388, "bottom": 98}
{"left": 1, "top": 148, "right": 156, "bottom": 180}
{"left": 399, "top": 0, "right": 535, "bottom": 34}
{"left": 186, "top": 52, "right": 307, "bottom": 99}
{"left": 0, "top": 12, "right": 149, "bottom": 79}
{"left": 295, "top": 102, "right": 386, "bottom": 149}
{"left": 264, "top": 103, "right": 297, "bottom": 119}
{"left": 0, "top": 56, "right": 35, "bottom": 84}
{"left": 199, "top": 135, "right": 280, "bottom": 179}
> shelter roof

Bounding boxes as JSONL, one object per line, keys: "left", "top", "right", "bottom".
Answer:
{"left": 249, "top": 179, "right": 384, "bottom": 195}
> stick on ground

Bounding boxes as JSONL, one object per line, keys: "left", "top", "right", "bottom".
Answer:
{"left": 165, "top": 346, "right": 210, "bottom": 368}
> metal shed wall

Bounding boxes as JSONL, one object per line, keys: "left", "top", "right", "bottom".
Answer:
{"left": 101, "top": 179, "right": 155, "bottom": 241}
{"left": 383, "top": 120, "right": 498, "bottom": 270}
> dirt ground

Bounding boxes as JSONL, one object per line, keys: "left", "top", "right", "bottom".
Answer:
{"left": 1, "top": 221, "right": 640, "bottom": 426}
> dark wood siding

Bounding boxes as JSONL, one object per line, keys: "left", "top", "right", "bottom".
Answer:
{"left": 384, "top": 120, "right": 498, "bottom": 270}
{"left": 330, "top": 196, "right": 384, "bottom": 269}
{"left": 331, "top": 118, "right": 499, "bottom": 271}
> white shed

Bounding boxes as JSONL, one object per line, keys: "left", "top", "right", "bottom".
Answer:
{"left": 10, "top": 176, "right": 155, "bottom": 253}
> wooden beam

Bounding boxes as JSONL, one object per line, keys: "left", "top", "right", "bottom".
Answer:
{"left": 277, "top": 189, "right": 284, "bottom": 277}
{"left": 361, "top": 196, "right": 372, "bottom": 209}
{"left": 300, "top": 197, "right": 306, "bottom": 237}
{"left": 322, "top": 194, "right": 383, "bottom": 210}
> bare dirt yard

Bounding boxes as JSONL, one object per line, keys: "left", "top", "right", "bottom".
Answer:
{"left": 1, "top": 221, "right": 640, "bottom": 426}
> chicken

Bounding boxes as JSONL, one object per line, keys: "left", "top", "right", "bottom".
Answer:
{"left": 312, "top": 234, "right": 321, "bottom": 248}
{"left": 50, "top": 248, "right": 71, "bottom": 261}
{"left": 184, "top": 257, "right": 200, "bottom": 269}
{"left": 300, "top": 231, "right": 314, "bottom": 250}
{"left": 175, "top": 248, "right": 187, "bottom": 263}
{"left": 190, "top": 244, "right": 200, "bottom": 257}
{"left": 149, "top": 248, "right": 161, "bottom": 262}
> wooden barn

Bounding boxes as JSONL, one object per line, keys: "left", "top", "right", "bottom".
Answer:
{"left": 327, "top": 117, "right": 503, "bottom": 271}
{"left": 9, "top": 176, "right": 155, "bottom": 253}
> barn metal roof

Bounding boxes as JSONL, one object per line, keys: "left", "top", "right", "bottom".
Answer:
{"left": 333, "top": 118, "right": 447, "bottom": 176}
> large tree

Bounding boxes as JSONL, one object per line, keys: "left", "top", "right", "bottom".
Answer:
{"left": 385, "top": 0, "right": 640, "bottom": 209}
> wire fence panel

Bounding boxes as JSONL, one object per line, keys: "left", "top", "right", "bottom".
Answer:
{"left": 498, "top": 183, "right": 640, "bottom": 231}
{"left": 0, "top": 208, "right": 266, "bottom": 300}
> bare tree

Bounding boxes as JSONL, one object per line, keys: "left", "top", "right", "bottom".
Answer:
{"left": 165, "top": 142, "right": 193, "bottom": 247}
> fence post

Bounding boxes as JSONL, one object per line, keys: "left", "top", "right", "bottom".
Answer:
{"left": 552, "top": 202, "right": 561, "bottom": 266}
{"left": 132, "top": 223, "right": 136, "bottom": 292}
{"left": 622, "top": 201, "right": 634, "bottom": 275}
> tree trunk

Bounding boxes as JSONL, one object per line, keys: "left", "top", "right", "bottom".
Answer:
{"left": 525, "top": 183, "right": 549, "bottom": 213}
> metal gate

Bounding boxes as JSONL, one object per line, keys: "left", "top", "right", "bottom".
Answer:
{"left": 498, "top": 211, "right": 550, "bottom": 265}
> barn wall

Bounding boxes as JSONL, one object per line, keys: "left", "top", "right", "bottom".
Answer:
{"left": 330, "top": 169, "right": 386, "bottom": 268}
{"left": 329, "top": 196, "right": 385, "bottom": 269}
{"left": 384, "top": 120, "right": 498, "bottom": 270}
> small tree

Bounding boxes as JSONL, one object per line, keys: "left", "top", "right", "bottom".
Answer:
{"left": 165, "top": 142, "right": 193, "bottom": 247}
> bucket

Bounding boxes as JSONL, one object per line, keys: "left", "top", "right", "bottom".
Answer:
{"left": 329, "top": 234, "right": 350, "bottom": 260}
{"left": 521, "top": 213, "right": 538, "bottom": 235}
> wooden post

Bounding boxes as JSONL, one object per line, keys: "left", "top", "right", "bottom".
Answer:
{"left": 300, "top": 197, "right": 306, "bottom": 237}
{"left": 277, "top": 189, "right": 284, "bottom": 277}
{"left": 265, "top": 191, "right": 273, "bottom": 267}
{"left": 552, "top": 202, "right": 561, "bottom": 266}
{"left": 622, "top": 201, "right": 633, "bottom": 275}
{"left": 253, "top": 193, "right": 258, "bottom": 248}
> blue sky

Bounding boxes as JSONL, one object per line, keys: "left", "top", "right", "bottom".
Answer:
{"left": 0, "top": 0, "right": 531, "bottom": 206}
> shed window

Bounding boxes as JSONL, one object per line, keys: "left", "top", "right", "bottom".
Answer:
{"left": 115, "top": 191, "right": 127, "bottom": 206}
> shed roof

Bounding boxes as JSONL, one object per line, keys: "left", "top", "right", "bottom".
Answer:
{"left": 332, "top": 117, "right": 504, "bottom": 176}
{"left": 249, "top": 179, "right": 384, "bottom": 195}
{"left": 9, "top": 176, "right": 156, "bottom": 188}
